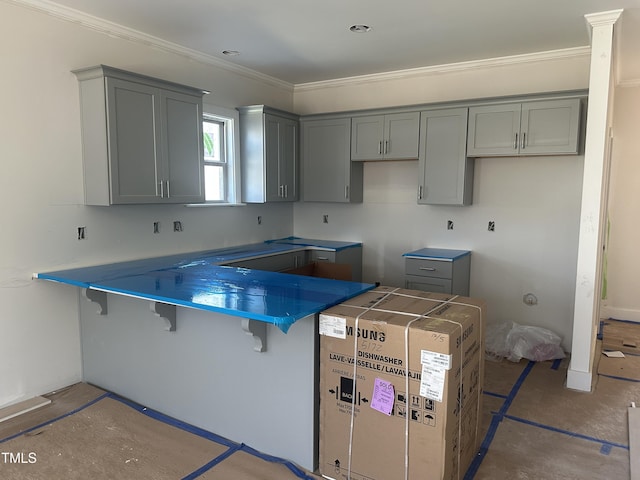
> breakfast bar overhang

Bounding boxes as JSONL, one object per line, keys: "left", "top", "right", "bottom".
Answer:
{"left": 35, "top": 240, "right": 374, "bottom": 471}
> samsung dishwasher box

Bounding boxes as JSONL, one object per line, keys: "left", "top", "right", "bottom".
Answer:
{"left": 318, "top": 286, "right": 485, "bottom": 480}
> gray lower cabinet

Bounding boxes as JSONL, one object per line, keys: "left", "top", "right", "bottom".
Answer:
{"left": 404, "top": 248, "right": 471, "bottom": 296}
{"left": 467, "top": 98, "right": 582, "bottom": 157}
{"left": 418, "top": 108, "right": 473, "bottom": 206}
{"left": 73, "top": 65, "right": 205, "bottom": 205}
{"left": 310, "top": 247, "right": 363, "bottom": 282}
{"left": 225, "top": 251, "right": 308, "bottom": 272}
{"left": 301, "top": 117, "right": 363, "bottom": 203}
{"left": 351, "top": 112, "right": 420, "bottom": 161}
{"left": 238, "top": 106, "right": 299, "bottom": 203}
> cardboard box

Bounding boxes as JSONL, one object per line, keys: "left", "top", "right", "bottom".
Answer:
{"left": 285, "top": 262, "right": 352, "bottom": 281}
{"left": 318, "top": 286, "right": 485, "bottom": 480}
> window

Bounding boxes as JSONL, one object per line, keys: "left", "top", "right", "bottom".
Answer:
{"left": 201, "top": 105, "right": 240, "bottom": 204}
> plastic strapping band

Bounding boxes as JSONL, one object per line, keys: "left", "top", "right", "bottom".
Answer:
{"left": 402, "top": 295, "right": 461, "bottom": 480}
{"left": 347, "top": 287, "right": 402, "bottom": 480}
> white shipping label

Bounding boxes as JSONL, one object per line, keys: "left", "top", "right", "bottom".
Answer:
{"left": 420, "top": 363, "right": 446, "bottom": 402}
{"left": 421, "top": 350, "right": 452, "bottom": 370}
{"left": 319, "top": 314, "right": 347, "bottom": 339}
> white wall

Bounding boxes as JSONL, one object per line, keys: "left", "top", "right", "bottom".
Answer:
{"left": 293, "top": 57, "right": 591, "bottom": 351}
{"left": 0, "top": 2, "right": 295, "bottom": 408}
{"left": 603, "top": 84, "right": 640, "bottom": 321}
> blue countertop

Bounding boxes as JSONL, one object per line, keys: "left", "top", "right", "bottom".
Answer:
{"left": 36, "top": 239, "right": 373, "bottom": 333}
{"left": 403, "top": 247, "right": 471, "bottom": 261}
{"left": 266, "top": 236, "right": 362, "bottom": 251}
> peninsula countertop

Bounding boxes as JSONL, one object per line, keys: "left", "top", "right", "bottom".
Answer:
{"left": 35, "top": 238, "right": 373, "bottom": 332}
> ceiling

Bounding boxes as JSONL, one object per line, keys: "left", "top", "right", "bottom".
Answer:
{"left": 43, "top": 0, "right": 640, "bottom": 85}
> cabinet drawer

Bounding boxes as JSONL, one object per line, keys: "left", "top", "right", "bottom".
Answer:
{"left": 405, "top": 258, "right": 452, "bottom": 279}
{"left": 310, "top": 250, "right": 336, "bottom": 262}
{"left": 405, "top": 275, "right": 452, "bottom": 294}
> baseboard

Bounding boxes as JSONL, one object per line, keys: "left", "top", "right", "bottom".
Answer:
{"left": 566, "top": 367, "right": 593, "bottom": 392}
{"left": 0, "top": 396, "right": 51, "bottom": 423}
{"left": 600, "top": 305, "right": 640, "bottom": 322}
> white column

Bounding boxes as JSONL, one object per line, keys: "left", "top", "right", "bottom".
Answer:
{"left": 567, "top": 10, "right": 622, "bottom": 391}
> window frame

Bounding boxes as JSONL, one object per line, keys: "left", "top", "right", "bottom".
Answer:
{"left": 200, "top": 104, "right": 242, "bottom": 205}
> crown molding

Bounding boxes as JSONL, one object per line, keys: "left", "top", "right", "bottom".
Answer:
{"left": 294, "top": 47, "right": 591, "bottom": 92}
{"left": 7, "top": 0, "right": 295, "bottom": 91}
{"left": 585, "top": 9, "right": 623, "bottom": 29}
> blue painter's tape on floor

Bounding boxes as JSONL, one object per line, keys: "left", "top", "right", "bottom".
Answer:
{"left": 600, "top": 444, "right": 613, "bottom": 455}
{"left": 465, "top": 361, "right": 536, "bottom": 478}
{"left": 0, "top": 392, "right": 110, "bottom": 445}
{"left": 503, "top": 414, "right": 629, "bottom": 452}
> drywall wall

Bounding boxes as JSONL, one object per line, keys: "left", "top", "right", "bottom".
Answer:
{"left": 603, "top": 84, "right": 640, "bottom": 321}
{"left": 0, "top": 2, "right": 295, "bottom": 408}
{"left": 293, "top": 57, "right": 591, "bottom": 351}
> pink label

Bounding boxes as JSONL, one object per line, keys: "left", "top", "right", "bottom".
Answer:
{"left": 370, "top": 378, "right": 395, "bottom": 416}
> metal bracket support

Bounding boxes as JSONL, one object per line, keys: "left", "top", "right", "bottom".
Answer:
{"left": 150, "top": 302, "right": 177, "bottom": 332}
{"left": 83, "top": 288, "right": 108, "bottom": 315}
{"left": 241, "top": 318, "right": 267, "bottom": 352}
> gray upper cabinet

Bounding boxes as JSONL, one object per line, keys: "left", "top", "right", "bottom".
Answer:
{"left": 73, "top": 65, "right": 205, "bottom": 205}
{"left": 467, "top": 98, "right": 582, "bottom": 157}
{"left": 301, "top": 117, "right": 363, "bottom": 203}
{"left": 238, "top": 106, "right": 299, "bottom": 203}
{"left": 351, "top": 112, "right": 420, "bottom": 161}
{"left": 418, "top": 108, "right": 473, "bottom": 206}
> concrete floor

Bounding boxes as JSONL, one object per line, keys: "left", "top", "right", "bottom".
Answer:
{"left": 471, "top": 355, "right": 635, "bottom": 479}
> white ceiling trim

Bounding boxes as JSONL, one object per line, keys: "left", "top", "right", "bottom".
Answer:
{"left": 7, "top": 0, "right": 295, "bottom": 91}
{"left": 295, "top": 47, "right": 592, "bottom": 92}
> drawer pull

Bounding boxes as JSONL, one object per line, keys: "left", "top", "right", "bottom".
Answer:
{"left": 316, "top": 256, "right": 329, "bottom": 261}
{"left": 419, "top": 267, "right": 437, "bottom": 271}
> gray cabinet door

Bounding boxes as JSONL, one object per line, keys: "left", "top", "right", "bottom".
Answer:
{"left": 264, "top": 114, "right": 282, "bottom": 202}
{"left": 351, "top": 115, "right": 385, "bottom": 160}
{"left": 467, "top": 103, "right": 521, "bottom": 157}
{"left": 418, "top": 108, "right": 473, "bottom": 206}
{"left": 351, "top": 112, "right": 420, "bottom": 161}
{"left": 302, "top": 118, "right": 363, "bottom": 203}
{"left": 162, "top": 90, "right": 205, "bottom": 203}
{"left": 106, "top": 78, "right": 163, "bottom": 204}
{"left": 384, "top": 112, "right": 420, "bottom": 159}
{"left": 279, "top": 116, "right": 299, "bottom": 201}
{"left": 520, "top": 99, "right": 581, "bottom": 155}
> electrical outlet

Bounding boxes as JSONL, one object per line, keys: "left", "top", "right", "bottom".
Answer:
{"left": 323, "top": 215, "right": 329, "bottom": 224}
{"left": 447, "top": 220, "right": 454, "bottom": 230}
{"left": 77, "top": 226, "right": 86, "bottom": 240}
{"left": 488, "top": 221, "right": 495, "bottom": 232}
{"left": 153, "top": 222, "right": 160, "bottom": 234}
{"left": 173, "top": 221, "right": 183, "bottom": 232}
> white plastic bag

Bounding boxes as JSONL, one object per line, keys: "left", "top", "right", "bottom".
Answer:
{"left": 486, "top": 322, "right": 565, "bottom": 362}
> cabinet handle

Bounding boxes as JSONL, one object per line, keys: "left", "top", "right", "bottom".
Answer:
{"left": 378, "top": 140, "right": 383, "bottom": 155}
{"left": 166, "top": 180, "right": 170, "bottom": 198}
{"left": 284, "top": 184, "right": 288, "bottom": 198}
{"left": 385, "top": 140, "right": 389, "bottom": 154}
{"left": 316, "top": 256, "right": 329, "bottom": 261}
{"left": 279, "top": 185, "right": 284, "bottom": 198}
{"left": 514, "top": 133, "right": 518, "bottom": 150}
{"left": 345, "top": 185, "right": 349, "bottom": 199}
{"left": 418, "top": 185, "right": 423, "bottom": 200}
{"left": 159, "top": 181, "right": 164, "bottom": 198}
{"left": 419, "top": 267, "right": 437, "bottom": 271}
{"left": 521, "top": 132, "right": 526, "bottom": 150}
